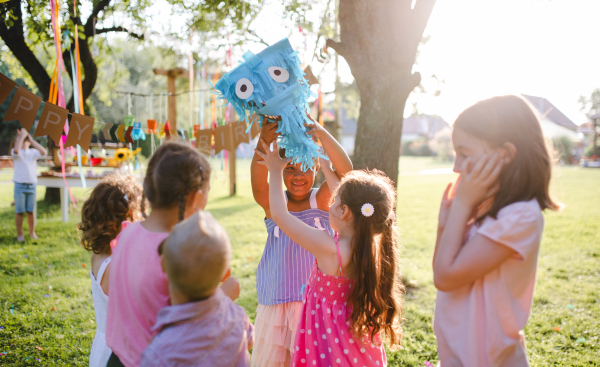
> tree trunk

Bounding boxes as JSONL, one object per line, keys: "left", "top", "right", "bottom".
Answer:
{"left": 353, "top": 76, "right": 414, "bottom": 183}
{"left": 327, "top": 0, "right": 437, "bottom": 187}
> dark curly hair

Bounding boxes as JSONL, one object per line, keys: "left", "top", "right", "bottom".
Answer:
{"left": 333, "top": 169, "right": 404, "bottom": 349}
{"left": 77, "top": 174, "right": 143, "bottom": 254}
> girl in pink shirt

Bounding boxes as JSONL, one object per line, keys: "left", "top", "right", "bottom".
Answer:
{"left": 433, "top": 95, "right": 562, "bottom": 367}
{"left": 105, "top": 142, "right": 239, "bottom": 367}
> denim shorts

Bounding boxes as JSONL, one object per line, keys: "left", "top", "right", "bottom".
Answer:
{"left": 14, "top": 182, "right": 36, "bottom": 214}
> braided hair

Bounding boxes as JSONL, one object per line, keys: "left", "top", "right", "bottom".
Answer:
{"left": 143, "top": 142, "right": 211, "bottom": 221}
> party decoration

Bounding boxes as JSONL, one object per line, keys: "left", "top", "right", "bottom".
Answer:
{"left": 232, "top": 121, "right": 249, "bottom": 146}
{"left": 4, "top": 87, "right": 43, "bottom": 130}
{"left": 116, "top": 125, "right": 126, "bottom": 142}
{"left": 0, "top": 72, "right": 17, "bottom": 105}
{"left": 103, "top": 123, "right": 113, "bottom": 141}
{"left": 109, "top": 124, "right": 120, "bottom": 142}
{"left": 163, "top": 120, "right": 172, "bottom": 139}
{"left": 214, "top": 38, "right": 325, "bottom": 171}
{"left": 196, "top": 128, "right": 212, "bottom": 154}
{"left": 146, "top": 119, "right": 157, "bottom": 133}
{"left": 125, "top": 126, "right": 134, "bottom": 143}
{"left": 214, "top": 124, "right": 233, "bottom": 154}
{"left": 131, "top": 122, "right": 146, "bottom": 141}
{"left": 65, "top": 113, "right": 95, "bottom": 151}
{"left": 34, "top": 102, "right": 69, "bottom": 143}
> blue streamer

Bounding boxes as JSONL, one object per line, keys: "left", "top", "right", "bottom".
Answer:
{"left": 213, "top": 38, "right": 325, "bottom": 171}
{"left": 65, "top": 31, "right": 87, "bottom": 188}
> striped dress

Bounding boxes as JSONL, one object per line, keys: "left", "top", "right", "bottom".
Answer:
{"left": 252, "top": 188, "right": 334, "bottom": 367}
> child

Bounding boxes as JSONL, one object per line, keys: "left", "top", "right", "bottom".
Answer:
{"left": 141, "top": 211, "right": 254, "bottom": 367}
{"left": 11, "top": 128, "right": 46, "bottom": 242}
{"left": 77, "top": 174, "right": 143, "bottom": 367}
{"left": 255, "top": 140, "right": 404, "bottom": 366}
{"left": 432, "top": 95, "right": 561, "bottom": 366}
{"left": 250, "top": 116, "right": 353, "bottom": 367}
{"left": 106, "top": 142, "right": 240, "bottom": 367}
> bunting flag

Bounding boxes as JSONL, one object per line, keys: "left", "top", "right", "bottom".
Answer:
{"left": 4, "top": 87, "right": 43, "bottom": 131}
{"left": 34, "top": 102, "right": 70, "bottom": 143}
{"left": 65, "top": 113, "right": 94, "bottom": 151}
{"left": 0, "top": 72, "right": 17, "bottom": 105}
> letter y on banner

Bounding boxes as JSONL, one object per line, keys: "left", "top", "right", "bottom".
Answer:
{"left": 65, "top": 113, "right": 95, "bottom": 151}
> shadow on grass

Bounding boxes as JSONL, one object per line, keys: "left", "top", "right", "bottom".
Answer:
{"left": 208, "top": 203, "right": 258, "bottom": 220}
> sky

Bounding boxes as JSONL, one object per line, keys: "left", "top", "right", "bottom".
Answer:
{"left": 243, "top": 0, "right": 600, "bottom": 125}
{"left": 97, "top": 0, "right": 600, "bottom": 126}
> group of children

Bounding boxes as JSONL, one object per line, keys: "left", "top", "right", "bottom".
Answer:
{"left": 76, "top": 95, "right": 559, "bottom": 367}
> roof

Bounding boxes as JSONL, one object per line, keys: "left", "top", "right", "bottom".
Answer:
{"left": 522, "top": 94, "right": 578, "bottom": 131}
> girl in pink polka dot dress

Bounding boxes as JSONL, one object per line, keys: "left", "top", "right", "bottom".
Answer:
{"left": 255, "top": 140, "right": 404, "bottom": 367}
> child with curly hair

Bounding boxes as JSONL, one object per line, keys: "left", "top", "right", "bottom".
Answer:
{"left": 77, "top": 174, "right": 143, "bottom": 367}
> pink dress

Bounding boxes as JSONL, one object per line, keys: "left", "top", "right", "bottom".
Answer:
{"left": 292, "top": 235, "right": 387, "bottom": 366}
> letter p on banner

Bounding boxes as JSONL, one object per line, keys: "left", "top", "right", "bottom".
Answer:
{"left": 34, "top": 102, "right": 69, "bottom": 144}
{"left": 4, "top": 87, "right": 43, "bottom": 131}
{"left": 65, "top": 113, "right": 95, "bottom": 151}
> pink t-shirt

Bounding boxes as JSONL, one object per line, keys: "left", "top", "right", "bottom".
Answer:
{"left": 434, "top": 199, "right": 544, "bottom": 367}
{"left": 106, "top": 221, "right": 170, "bottom": 367}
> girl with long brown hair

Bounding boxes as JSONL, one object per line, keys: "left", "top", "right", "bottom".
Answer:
{"left": 432, "top": 95, "right": 561, "bottom": 366}
{"left": 255, "top": 139, "right": 404, "bottom": 366}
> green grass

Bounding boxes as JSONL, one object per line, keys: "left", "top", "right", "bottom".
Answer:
{"left": 0, "top": 157, "right": 599, "bottom": 366}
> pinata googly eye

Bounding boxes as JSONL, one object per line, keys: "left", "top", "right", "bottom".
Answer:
{"left": 213, "top": 38, "right": 327, "bottom": 172}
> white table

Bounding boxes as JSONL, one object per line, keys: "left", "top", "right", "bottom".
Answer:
{"left": 37, "top": 176, "right": 103, "bottom": 223}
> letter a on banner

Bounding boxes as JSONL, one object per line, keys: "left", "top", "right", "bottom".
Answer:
{"left": 34, "top": 102, "right": 69, "bottom": 143}
{"left": 196, "top": 129, "right": 212, "bottom": 155}
{"left": 4, "top": 87, "right": 43, "bottom": 131}
{"left": 65, "top": 113, "right": 95, "bottom": 151}
{"left": 0, "top": 72, "right": 17, "bottom": 105}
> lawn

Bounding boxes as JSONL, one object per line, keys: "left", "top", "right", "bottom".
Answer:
{"left": 0, "top": 157, "right": 598, "bottom": 366}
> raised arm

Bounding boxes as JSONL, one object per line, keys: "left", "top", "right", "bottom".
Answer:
{"left": 433, "top": 154, "right": 513, "bottom": 292}
{"left": 304, "top": 115, "right": 353, "bottom": 209}
{"left": 251, "top": 119, "right": 279, "bottom": 216}
{"left": 255, "top": 139, "right": 337, "bottom": 258}
{"left": 12, "top": 128, "right": 27, "bottom": 155}
{"left": 27, "top": 134, "right": 47, "bottom": 156}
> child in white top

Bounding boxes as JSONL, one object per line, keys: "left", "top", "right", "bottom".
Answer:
{"left": 432, "top": 95, "right": 562, "bottom": 366}
{"left": 77, "top": 174, "right": 143, "bottom": 367}
{"left": 11, "top": 128, "right": 46, "bottom": 242}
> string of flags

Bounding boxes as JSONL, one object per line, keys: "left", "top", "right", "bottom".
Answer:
{"left": 0, "top": 69, "right": 263, "bottom": 156}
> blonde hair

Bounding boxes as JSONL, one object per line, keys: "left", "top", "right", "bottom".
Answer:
{"left": 454, "top": 95, "right": 562, "bottom": 220}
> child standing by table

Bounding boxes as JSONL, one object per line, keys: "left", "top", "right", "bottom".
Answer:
{"left": 11, "top": 128, "right": 46, "bottom": 242}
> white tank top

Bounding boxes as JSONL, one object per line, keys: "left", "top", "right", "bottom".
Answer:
{"left": 89, "top": 257, "right": 112, "bottom": 367}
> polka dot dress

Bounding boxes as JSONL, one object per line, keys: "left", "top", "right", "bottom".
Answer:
{"left": 291, "top": 235, "right": 387, "bottom": 366}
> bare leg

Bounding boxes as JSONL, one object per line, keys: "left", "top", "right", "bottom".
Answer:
{"left": 16, "top": 213, "right": 25, "bottom": 242}
{"left": 26, "top": 212, "right": 37, "bottom": 239}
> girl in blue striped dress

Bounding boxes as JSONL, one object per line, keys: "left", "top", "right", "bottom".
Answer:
{"left": 250, "top": 116, "right": 353, "bottom": 367}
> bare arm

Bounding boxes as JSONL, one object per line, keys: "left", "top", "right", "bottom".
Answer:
{"left": 251, "top": 119, "right": 278, "bottom": 216}
{"left": 27, "top": 135, "right": 47, "bottom": 156}
{"left": 255, "top": 140, "right": 337, "bottom": 259}
{"left": 433, "top": 154, "right": 513, "bottom": 292}
{"left": 12, "top": 128, "right": 27, "bottom": 155}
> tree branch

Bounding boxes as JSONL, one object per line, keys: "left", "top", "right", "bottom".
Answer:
{"left": 325, "top": 39, "right": 349, "bottom": 58}
{"left": 0, "top": 0, "right": 51, "bottom": 99}
{"left": 95, "top": 26, "right": 144, "bottom": 40}
{"left": 85, "top": 0, "right": 111, "bottom": 37}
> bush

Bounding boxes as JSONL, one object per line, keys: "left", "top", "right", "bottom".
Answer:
{"left": 552, "top": 136, "right": 575, "bottom": 164}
